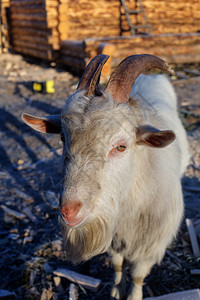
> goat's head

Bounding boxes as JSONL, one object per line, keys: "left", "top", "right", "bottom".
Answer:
{"left": 22, "top": 54, "right": 176, "bottom": 262}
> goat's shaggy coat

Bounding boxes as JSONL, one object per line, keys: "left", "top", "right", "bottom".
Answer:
{"left": 22, "top": 54, "right": 189, "bottom": 300}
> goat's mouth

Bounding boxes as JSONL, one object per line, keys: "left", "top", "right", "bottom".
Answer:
{"left": 59, "top": 211, "right": 87, "bottom": 228}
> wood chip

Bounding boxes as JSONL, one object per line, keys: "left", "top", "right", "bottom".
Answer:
{"left": 22, "top": 206, "right": 37, "bottom": 223}
{"left": 144, "top": 289, "right": 200, "bottom": 300}
{"left": 53, "top": 276, "right": 63, "bottom": 293}
{"left": 13, "top": 188, "right": 34, "bottom": 204}
{"left": 53, "top": 268, "right": 101, "bottom": 291}
{"left": 1, "top": 205, "right": 26, "bottom": 219}
{"left": 8, "top": 233, "right": 19, "bottom": 240}
{"left": 190, "top": 269, "right": 200, "bottom": 275}
{"left": 43, "top": 190, "right": 59, "bottom": 209}
{"left": 184, "top": 69, "right": 200, "bottom": 76}
{"left": 0, "top": 171, "right": 11, "bottom": 179}
{"left": 186, "top": 219, "right": 200, "bottom": 256}
{"left": 23, "top": 236, "right": 33, "bottom": 244}
{"left": 40, "top": 288, "right": 53, "bottom": 300}
{"left": 0, "top": 289, "right": 15, "bottom": 299}
{"left": 184, "top": 186, "right": 200, "bottom": 193}
{"left": 173, "top": 76, "right": 200, "bottom": 85}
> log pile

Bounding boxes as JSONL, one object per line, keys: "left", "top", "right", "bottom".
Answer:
{"left": 85, "top": 33, "right": 200, "bottom": 65}
{"left": 1, "top": 0, "right": 10, "bottom": 52}
{"left": 65, "top": 0, "right": 121, "bottom": 40}
{"left": 59, "top": 0, "right": 200, "bottom": 39}
{"left": 58, "top": 0, "right": 68, "bottom": 41}
{"left": 3, "top": 0, "right": 200, "bottom": 68}
{"left": 59, "top": 40, "right": 86, "bottom": 71}
{"left": 142, "top": 0, "right": 200, "bottom": 35}
{"left": 121, "top": 0, "right": 200, "bottom": 35}
{"left": 57, "top": 0, "right": 200, "bottom": 69}
{"left": 10, "top": 0, "right": 61, "bottom": 60}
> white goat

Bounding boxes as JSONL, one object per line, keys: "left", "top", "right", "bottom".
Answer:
{"left": 22, "top": 54, "right": 189, "bottom": 300}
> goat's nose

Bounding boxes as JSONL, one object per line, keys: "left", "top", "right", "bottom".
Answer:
{"left": 60, "top": 201, "right": 83, "bottom": 226}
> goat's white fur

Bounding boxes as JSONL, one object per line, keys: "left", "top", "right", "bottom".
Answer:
{"left": 23, "top": 72, "right": 189, "bottom": 300}
{"left": 59, "top": 74, "right": 189, "bottom": 300}
{"left": 109, "top": 74, "right": 189, "bottom": 299}
{"left": 131, "top": 74, "right": 189, "bottom": 175}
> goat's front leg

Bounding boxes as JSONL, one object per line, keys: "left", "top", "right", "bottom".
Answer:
{"left": 110, "top": 252, "right": 126, "bottom": 300}
{"left": 127, "top": 260, "right": 154, "bottom": 300}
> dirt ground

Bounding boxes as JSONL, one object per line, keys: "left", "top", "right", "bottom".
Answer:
{"left": 0, "top": 53, "right": 199, "bottom": 300}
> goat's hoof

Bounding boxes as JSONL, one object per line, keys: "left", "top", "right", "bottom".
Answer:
{"left": 110, "top": 284, "right": 126, "bottom": 300}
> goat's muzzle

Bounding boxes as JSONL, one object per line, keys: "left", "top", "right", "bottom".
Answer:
{"left": 60, "top": 201, "right": 84, "bottom": 227}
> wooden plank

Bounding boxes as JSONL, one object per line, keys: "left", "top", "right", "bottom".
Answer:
{"left": 11, "top": 27, "right": 59, "bottom": 37}
{"left": 12, "top": 34, "right": 48, "bottom": 44}
{"left": 11, "top": 0, "right": 58, "bottom": 7}
{"left": 186, "top": 218, "right": 200, "bottom": 256}
{"left": 60, "top": 49, "right": 86, "bottom": 59}
{"left": 12, "top": 34, "right": 59, "bottom": 46}
{"left": 184, "top": 69, "right": 200, "bottom": 76}
{"left": 11, "top": 28, "right": 48, "bottom": 37}
{"left": 84, "top": 32, "right": 200, "bottom": 44}
{"left": 11, "top": 19, "right": 47, "bottom": 29}
{"left": 173, "top": 76, "right": 200, "bottom": 86}
{"left": 11, "top": 12, "right": 58, "bottom": 21}
{"left": 190, "top": 269, "right": 200, "bottom": 275}
{"left": 60, "top": 40, "right": 85, "bottom": 58}
{"left": 1, "top": 205, "right": 26, "bottom": 219}
{"left": 53, "top": 268, "right": 101, "bottom": 292}
{"left": 13, "top": 39, "right": 52, "bottom": 51}
{"left": 85, "top": 33, "right": 200, "bottom": 65}
{"left": 184, "top": 186, "right": 200, "bottom": 192}
{"left": 58, "top": 55, "right": 85, "bottom": 70}
{"left": 11, "top": 19, "right": 58, "bottom": 28}
{"left": 144, "top": 289, "right": 200, "bottom": 300}
{"left": 13, "top": 45, "right": 53, "bottom": 60}
{"left": 60, "top": 40, "right": 85, "bottom": 52}
{"left": 10, "top": 0, "right": 44, "bottom": 6}
{"left": 10, "top": 6, "right": 45, "bottom": 14}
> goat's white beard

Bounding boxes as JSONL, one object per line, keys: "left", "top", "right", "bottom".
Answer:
{"left": 59, "top": 214, "right": 113, "bottom": 263}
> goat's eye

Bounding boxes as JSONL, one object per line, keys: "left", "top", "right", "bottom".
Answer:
{"left": 60, "top": 133, "right": 65, "bottom": 143}
{"left": 116, "top": 145, "right": 126, "bottom": 152}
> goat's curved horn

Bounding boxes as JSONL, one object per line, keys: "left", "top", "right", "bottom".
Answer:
{"left": 77, "top": 54, "right": 109, "bottom": 96}
{"left": 105, "top": 54, "right": 176, "bottom": 103}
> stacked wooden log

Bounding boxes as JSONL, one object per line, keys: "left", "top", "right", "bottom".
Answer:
{"left": 1, "top": 0, "right": 10, "bottom": 52}
{"left": 57, "top": 0, "right": 121, "bottom": 69}
{"left": 123, "top": 0, "right": 200, "bottom": 35}
{"left": 58, "top": 0, "right": 68, "bottom": 41}
{"left": 4, "top": 0, "right": 200, "bottom": 69}
{"left": 59, "top": 40, "right": 86, "bottom": 71}
{"left": 10, "top": 0, "right": 60, "bottom": 60}
{"left": 59, "top": 0, "right": 200, "bottom": 40}
{"left": 64, "top": 0, "right": 121, "bottom": 40}
{"left": 57, "top": 0, "right": 200, "bottom": 69}
{"left": 144, "top": 0, "right": 200, "bottom": 34}
{"left": 85, "top": 33, "right": 200, "bottom": 65}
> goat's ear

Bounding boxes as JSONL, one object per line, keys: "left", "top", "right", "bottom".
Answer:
{"left": 136, "top": 125, "right": 175, "bottom": 148}
{"left": 21, "top": 113, "right": 61, "bottom": 134}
